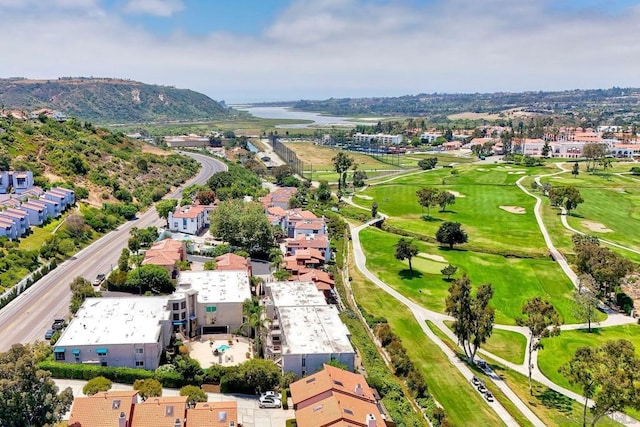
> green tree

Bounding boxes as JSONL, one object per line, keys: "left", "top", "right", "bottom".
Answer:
{"left": 436, "top": 222, "right": 468, "bottom": 249}
{"left": 573, "top": 275, "right": 599, "bottom": 333}
{"left": 70, "top": 276, "right": 100, "bottom": 314}
{"left": 195, "top": 189, "right": 216, "bottom": 205}
{"left": 82, "top": 376, "right": 112, "bottom": 396}
{"left": 126, "top": 264, "right": 174, "bottom": 294}
{"left": 210, "top": 200, "right": 274, "bottom": 256}
{"left": 549, "top": 186, "right": 584, "bottom": 215}
{"left": 155, "top": 199, "right": 178, "bottom": 225}
{"left": 203, "top": 260, "right": 217, "bottom": 270}
{"left": 180, "top": 385, "right": 207, "bottom": 407}
{"left": 371, "top": 201, "right": 378, "bottom": 218}
{"left": 445, "top": 275, "right": 495, "bottom": 363}
{"left": 0, "top": 344, "right": 73, "bottom": 427}
{"left": 353, "top": 169, "right": 367, "bottom": 187}
{"left": 583, "top": 143, "right": 607, "bottom": 171}
{"left": 441, "top": 264, "right": 458, "bottom": 280}
{"left": 572, "top": 162, "right": 580, "bottom": 176}
{"left": 394, "top": 238, "right": 418, "bottom": 272}
{"left": 560, "top": 340, "right": 640, "bottom": 427}
{"left": 436, "top": 191, "right": 456, "bottom": 212}
{"left": 118, "top": 247, "right": 131, "bottom": 272}
{"left": 273, "top": 165, "right": 294, "bottom": 185}
{"left": 242, "top": 297, "right": 271, "bottom": 358}
{"left": 416, "top": 187, "right": 439, "bottom": 217}
{"left": 541, "top": 141, "right": 551, "bottom": 157}
{"left": 417, "top": 158, "right": 438, "bottom": 170}
{"left": 325, "top": 359, "right": 349, "bottom": 370}
{"left": 516, "top": 297, "right": 561, "bottom": 394}
{"left": 133, "top": 378, "right": 162, "bottom": 401}
{"left": 173, "top": 355, "right": 204, "bottom": 385}
{"left": 332, "top": 151, "right": 354, "bottom": 192}
{"left": 219, "top": 359, "right": 281, "bottom": 395}
{"left": 315, "top": 180, "right": 332, "bottom": 202}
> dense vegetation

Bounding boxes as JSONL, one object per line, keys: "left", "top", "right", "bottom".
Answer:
{"left": 0, "top": 77, "right": 233, "bottom": 124}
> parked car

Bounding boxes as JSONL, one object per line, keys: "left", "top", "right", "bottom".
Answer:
{"left": 51, "top": 318, "right": 65, "bottom": 331}
{"left": 92, "top": 274, "right": 106, "bottom": 286}
{"left": 471, "top": 376, "right": 480, "bottom": 386}
{"left": 485, "top": 391, "right": 494, "bottom": 402}
{"left": 477, "top": 384, "right": 487, "bottom": 394}
{"left": 260, "top": 391, "right": 277, "bottom": 400}
{"left": 258, "top": 397, "right": 281, "bottom": 409}
{"left": 44, "top": 329, "right": 55, "bottom": 340}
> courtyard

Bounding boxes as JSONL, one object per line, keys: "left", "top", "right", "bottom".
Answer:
{"left": 188, "top": 334, "right": 253, "bottom": 369}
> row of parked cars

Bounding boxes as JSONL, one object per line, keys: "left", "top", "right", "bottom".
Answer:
{"left": 44, "top": 318, "right": 65, "bottom": 340}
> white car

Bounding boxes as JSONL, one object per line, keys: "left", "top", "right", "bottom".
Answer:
{"left": 260, "top": 391, "right": 277, "bottom": 400}
{"left": 259, "top": 397, "right": 281, "bottom": 409}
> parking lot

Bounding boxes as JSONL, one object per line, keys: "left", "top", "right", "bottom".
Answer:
{"left": 55, "top": 379, "right": 295, "bottom": 427}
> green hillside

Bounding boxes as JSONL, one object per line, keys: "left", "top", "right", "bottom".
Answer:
{"left": 0, "top": 77, "right": 231, "bottom": 124}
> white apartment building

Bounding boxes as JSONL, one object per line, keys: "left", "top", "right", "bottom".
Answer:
{"left": 54, "top": 297, "right": 172, "bottom": 370}
{"left": 353, "top": 133, "right": 403, "bottom": 145}
{"left": 170, "top": 270, "right": 252, "bottom": 336}
{"left": 264, "top": 281, "right": 355, "bottom": 377}
{"left": 167, "top": 205, "right": 207, "bottom": 235}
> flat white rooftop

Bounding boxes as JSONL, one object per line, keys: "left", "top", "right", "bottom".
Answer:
{"left": 267, "top": 281, "right": 326, "bottom": 308}
{"left": 56, "top": 297, "right": 170, "bottom": 346}
{"left": 279, "top": 305, "right": 354, "bottom": 355}
{"left": 177, "top": 270, "right": 251, "bottom": 304}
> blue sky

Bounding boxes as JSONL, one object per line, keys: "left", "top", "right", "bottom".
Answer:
{"left": 1, "top": 0, "right": 640, "bottom": 102}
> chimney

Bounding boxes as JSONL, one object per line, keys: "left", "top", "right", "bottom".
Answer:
{"left": 354, "top": 383, "right": 364, "bottom": 396}
{"left": 366, "top": 413, "right": 377, "bottom": 427}
{"left": 174, "top": 418, "right": 181, "bottom": 427}
{"left": 118, "top": 412, "right": 126, "bottom": 427}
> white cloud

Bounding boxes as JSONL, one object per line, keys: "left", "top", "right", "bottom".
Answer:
{"left": 123, "top": 0, "right": 184, "bottom": 17}
{"left": 1, "top": 0, "right": 640, "bottom": 102}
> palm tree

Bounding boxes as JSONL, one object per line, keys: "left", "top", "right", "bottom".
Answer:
{"left": 242, "top": 298, "right": 272, "bottom": 358}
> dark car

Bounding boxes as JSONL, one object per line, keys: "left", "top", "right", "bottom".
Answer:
{"left": 485, "top": 391, "right": 494, "bottom": 402}
{"left": 51, "top": 318, "right": 65, "bottom": 331}
{"left": 44, "top": 329, "right": 55, "bottom": 340}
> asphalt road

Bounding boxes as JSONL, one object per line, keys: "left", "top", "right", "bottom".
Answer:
{"left": 0, "top": 151, "right": 226, "bottom": 352}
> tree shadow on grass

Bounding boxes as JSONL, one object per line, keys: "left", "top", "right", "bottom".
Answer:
{"left": 437, "top": 246, "right": 468, "bottom": 253}
{"left": 536, "top": 386, "right": 574, "bottom": 414}
{"left": 398, "top": 269, "right": 423, "bottom": 280}
{"left": 421, "top": 215, "right": 443, "bottom": 222}
{"left": 567, "top": 212, "right": 585, "bottom": 219}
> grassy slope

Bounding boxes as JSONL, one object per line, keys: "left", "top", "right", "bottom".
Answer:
{"left": 360, "top": 227, "right": 581, "bottom": 325}
{"left": 348, "top": 251, "right": 505, "bottom": 426}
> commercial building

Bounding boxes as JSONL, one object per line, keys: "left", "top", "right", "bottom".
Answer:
{"left": 54, "top": 297, "right": 172, "bottom": 370}
{"left": 353, "top": 133, "right": 403, "bottom": 145}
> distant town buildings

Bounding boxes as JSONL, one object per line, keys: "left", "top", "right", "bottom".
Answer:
{"left": 353, "top": 133, "right": 403, "bottom": 145}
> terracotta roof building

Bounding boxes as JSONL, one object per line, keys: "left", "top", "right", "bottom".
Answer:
{"left": 69, "top": 390, "right": 139, "bottom": 427}
{"left": 131, "top": 396, "right": 188, "bottom": 427}
{"left": 215, "top": 252, "right": 252, "bottom": 276}
{"left": 143, "top": 239, "right": 187, "bottom": 279}
{"left": 185, "top": 401, "right": 238, "bottom": 427}
{"left": 290, "top": 364, "right": 391, "bottom": 427}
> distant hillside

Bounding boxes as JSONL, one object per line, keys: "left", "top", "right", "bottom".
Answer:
{"left": 287, "top": 87, "right": 640, "bottom": 124}
{"left": 0, "top": 77, "right": 230, "bottom": 124}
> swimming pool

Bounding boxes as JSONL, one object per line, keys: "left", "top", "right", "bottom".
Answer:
{"left": 217, "top": 344, "right": 231, "bottom": 352}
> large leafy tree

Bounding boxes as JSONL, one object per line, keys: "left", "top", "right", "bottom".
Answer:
{"left": 180, "top": 385, "right": 207, "bottom": 407}
{"left": 220, "top": 359, "right": 281, "bottom": 395}
{"left": 0, "top": 344, "right": 74, "bottom": 427}
{"left": 573, "top": 235, "right": 633, "bottom": 297}
{"left": 582, "top": 143, "right": 608, "bottom": 171}
{"left": 416, "top": 187, "right": 439, "bottom": 217}
{"left": 126, "top": 264, "right": 174, "bottom": 294}
{"left": 516, "top": 297, "right": 561, "bottom": 394}
{"left": 436, "top": 221, "right": 468, "bottom": 249}
{"left": 445, "top": 275, "right": 495, "bottom": 363}
{"left": 332, "top": 151, "right": 354, "bottom": 192}
{"left": 560, "top": 340, "right": 640, "bottom": 427}
{"left": 548, "top": 186, "right": 584, "bottom": 215}
{"left": 573, "top": 274, "right": 600, "bottom": 333}
{"left": 155, "top": 199, "right": 178, "bottom": 225}
{"left": 394, "top": 238, "right": 418, "bottom": 272}
{"left": 133, "top": 378, "right": 162, "bottom": 401}
{"left": 82, "top": 376, "right": 112, "bottom": 396}
{"left": 210, "top": 200, "right": 274, "bottom": 256}
{"left": 436, "top": 191, "right": 456, "bottom": 212}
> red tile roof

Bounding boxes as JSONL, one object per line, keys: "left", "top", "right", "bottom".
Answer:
{"left": 68, "top": 391, "right": 139, "bottom": 427}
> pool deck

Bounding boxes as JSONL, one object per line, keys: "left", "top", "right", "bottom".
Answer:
{"left": 188, "top": 334, "right": 253, "bottom": 369}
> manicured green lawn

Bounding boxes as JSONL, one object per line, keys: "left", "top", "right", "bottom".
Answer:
{"left": 360, "top": 227, "right": 583, "bottom": 325}
{"left": 442, "top": 320, "right": 527, "bottom": 364}
{"left": 19, "top": 216, "right": 67, "bottom": 251}
{"left": 349, "top": 251, "right": 505, "bottom": 426}
{"left": 358, "top": 165, "right": 554, "bottom": 254}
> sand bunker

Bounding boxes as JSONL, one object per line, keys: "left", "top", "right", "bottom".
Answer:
{"left": 500, "top": 206, "right": 526, "bottom": 214}
{"left": 582, "top": 221, "right": 613, "bottom": 233}
{"left": 447, "top": 191, "right": 465, "bottom": 198}
{"left": 508, "top": 171, "right": 526, "bottom": 175}
{"left": 354, "top": 194, "right": 373, "bottom": 200}
{"left": 477, "top": 168, "right": 488, "bottom": 171}
{"left": 418, "top": 253, "right": 447, "bottom": 263}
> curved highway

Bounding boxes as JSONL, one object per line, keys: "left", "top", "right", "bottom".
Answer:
{"left": 0, "top": 151, "right": 226, "bottom": 351}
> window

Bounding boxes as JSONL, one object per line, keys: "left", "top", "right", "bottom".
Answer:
{"left": 181, "top": 312, "right": 186, "bottom": 320}
{"left": 173, "top": 313, "right": 180, "bottom": 321}
{"left": 55, "top": 352, "right": 65, "bottom": 361}
{"left": 181, "top": 301, "right": 186, "bottom": 309}
{"left": 135, "top": 361, "right": 144, "bottom": 367}
{"left": 135, "top": 348, "right": 144, "bottom": 354}
{"left": 206, "top": 306, "right": 216, "bottom": 313}
{"left": 96, "top": 349, "right": 107, "bottom": 357}
{"left": 173, "top": 222, "right": 178, "bottom": 229}
{"left": 172, "top": 302, "right": 179, "bottom": 310}
{"left": 301, "top": 357, "right": 306, "bottom": 367}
